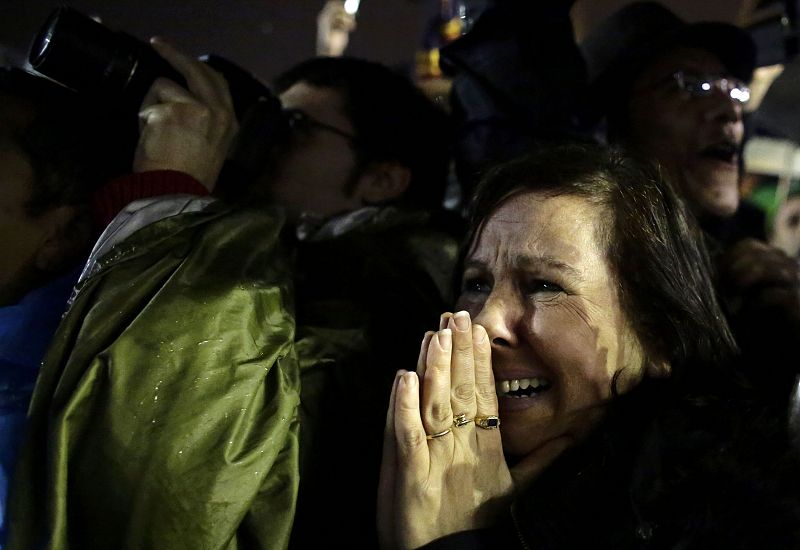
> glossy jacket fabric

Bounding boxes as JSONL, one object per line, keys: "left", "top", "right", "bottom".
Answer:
{"left": 8, "top": 204, "right": 301, "bottom": 550}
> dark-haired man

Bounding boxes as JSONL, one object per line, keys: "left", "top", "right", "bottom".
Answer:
{"left": 268, "top": 56, "right": 458, "bottom": 548}
{"left": 9, "top": 42, "right": 456, "bottom": 549}
{"left": 266, "top": 56, "right": 451, "bottom": 221}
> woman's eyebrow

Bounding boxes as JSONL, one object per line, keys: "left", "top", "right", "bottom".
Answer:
{"left": 464, "top": 255, "right": 582, "bottom": 279}
{"left": 513, "top": 254, "right": 582, "bottom": 280}
{"left": 462, "top": 259, "right": 486, "bottom": 271}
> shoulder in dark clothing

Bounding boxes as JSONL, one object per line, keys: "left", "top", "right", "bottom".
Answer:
{"left": 422, "top": 378, "right": 800, "bottom": 549}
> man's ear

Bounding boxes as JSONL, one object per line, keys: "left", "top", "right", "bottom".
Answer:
{"left": 355, "top": 161, "right": 411, "bottom": 205}
{"left": 34, "top": 205, "right": 90, "bottom": 274}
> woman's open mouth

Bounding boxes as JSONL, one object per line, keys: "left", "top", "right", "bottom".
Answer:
{"left": 496, "top": 377, "right": 551, "bottom": 398}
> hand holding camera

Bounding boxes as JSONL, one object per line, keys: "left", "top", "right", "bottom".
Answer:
{"left": 134, "top": 38, "right": 239, "bottom": 192}
{"left": 27, "top": 7, "right": 288, "bottom": 195}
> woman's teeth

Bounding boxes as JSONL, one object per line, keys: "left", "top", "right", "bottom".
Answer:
{"left": 496, "top": 377, "right": 551, "bottom": 397}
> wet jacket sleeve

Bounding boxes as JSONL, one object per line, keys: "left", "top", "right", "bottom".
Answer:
{"left": 8, "top": 206, "right": 300, "bottom": 550}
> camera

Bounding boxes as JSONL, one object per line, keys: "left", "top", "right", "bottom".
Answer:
{"left": 27, "top": 6, "right": 293, "bottom": 189}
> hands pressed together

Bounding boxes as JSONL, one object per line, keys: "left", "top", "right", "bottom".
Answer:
{"left": 133, "top": 38, "right": 239, "bottom": 192}
{"left": 378, "top": 311, "right": 513, "bottom": 550}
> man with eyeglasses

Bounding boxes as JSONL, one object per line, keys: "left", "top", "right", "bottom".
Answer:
{"left": 261, "top": 56, "right": 453, "bottom": 229}
{"left": 582, "top": 2, "right": 754, "bottom": 226}
{"left": 582, "top": 2, "right": 800, "bottom": 416}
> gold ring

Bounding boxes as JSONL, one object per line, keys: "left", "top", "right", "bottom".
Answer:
{"left": 475, "top": 415, "right": 500, "bottom": 429}
{"left": 453, "top": 413, "right": 473, "bottom": 427}
{"left": 425, "top": 428, "right": 452, "bottom": 440}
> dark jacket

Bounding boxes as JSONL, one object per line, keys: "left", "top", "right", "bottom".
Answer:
{"left": 425, "top": 376, "right": 800, "bottom": 549}
{"left": 290, "top": 207, "right": 459, "bottom": 548}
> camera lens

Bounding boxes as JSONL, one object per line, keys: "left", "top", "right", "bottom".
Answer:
{"left": 27, "top": 6, "right": 186, "bottom": 104}
{"left": 29, "top": 12, "right": 55, "bottom": 67}
{"left": 29, "top": 7, "right": 136, "bottom": 94}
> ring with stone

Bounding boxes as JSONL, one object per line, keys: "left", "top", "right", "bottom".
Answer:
{"left": 474, "top": 415, "right": 500, "bottom": 429}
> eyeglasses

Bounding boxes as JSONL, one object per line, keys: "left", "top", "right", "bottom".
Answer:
{"left": 284, "top": 108, "right": 359, "bottom": 143}
{"left": 666, "top": 71, "right": 751, "bottom": 104}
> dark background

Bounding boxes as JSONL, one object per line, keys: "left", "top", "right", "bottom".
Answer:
{"left": 0, "top": 0, "right": 431, "bottom": 82}
{"left": 0, "top": 1, "right": 765, "bottom": 85}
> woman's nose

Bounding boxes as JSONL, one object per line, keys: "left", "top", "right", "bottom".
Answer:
{"left": 473, "top": 292, "right": 520, "bottom": 349}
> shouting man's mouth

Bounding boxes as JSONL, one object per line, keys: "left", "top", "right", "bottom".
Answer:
{"left": 699, "top": 140, "right": 738, "bottom": 165}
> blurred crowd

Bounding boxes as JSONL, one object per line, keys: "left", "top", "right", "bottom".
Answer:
{"left": 2, "top": 1, "right": 800, "bottom": 548}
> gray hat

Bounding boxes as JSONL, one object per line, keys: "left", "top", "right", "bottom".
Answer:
{"left": 581, "top": 2, "right": 756, "bottom": 99}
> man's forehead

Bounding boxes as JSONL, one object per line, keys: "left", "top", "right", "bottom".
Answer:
{"left": 638, "top": 47, "right": 728, "bottom": 83}
{"left": 278, "top": 82, "right": 343, "bottom": 114}
{"left": 278, "top": 82, "right": 353, "bottom": 131}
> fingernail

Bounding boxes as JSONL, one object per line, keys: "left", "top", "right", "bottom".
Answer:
{"left": 453, "top": 310, "right": 470, "bottom": 331}
{"left": 438, "top": 329, "right": 452, "bottom": 351}
{"left": 403, "top": 371, "right": 417, "bottom": 388}
{"left": 439, "top": 313, "right": 452, "bottom": 330}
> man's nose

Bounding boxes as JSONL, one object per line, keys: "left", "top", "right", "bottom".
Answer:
{"left": 703, "top": 84, "right": 744, "bottom": 124}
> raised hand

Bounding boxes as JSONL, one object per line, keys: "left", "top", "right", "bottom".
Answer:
{"left": 378, "top": 311, "right": 513, "bottom": 549}
{"left": 316, "top": 0, "right": 357, "bottom": 57}
{"left": 719, "top": 238, "right": 800, "bottom": 319}
{"left": 133, "top": 38, "right": 239, "bottom": 192}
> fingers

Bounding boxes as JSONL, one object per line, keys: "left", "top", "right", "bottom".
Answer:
{"left": 391, "top": 321, "right": 515, "bottom": 549}
{"left": 138, "top": 78, "right": 212, "bottom": 135}
{"left": 428, "top": 312, "right": 496, "bottom": 442}
{"left": 316, "top": 1, "right": 356, "bottom": 56}
{"left": 439, "top": 312, "right": 452, "bottom": 330}
{"left": 416, "top": 331, "right": 434, "bottom": 381}
{"left": 448, "top": 311, "right": 477, "bottom": 421}
{"left": 469, "top": 322, "right": 503, "bottom": 460}
{"left": 140, "top": 77, "right": 199, "bottom": 112}
{"left": 133, "top": 38, "right": 238, "bottom": 191}
{"left": 393, "top": 371, "right": 429, "bottom": 486}
{"left": 331, "top": 11, "right": 357, "bottom": 32}
{"left": 381, "top": 370, "right": 403, "bottom": 476}
{"left": 420, "top": 312, "right": 493, "bottom": 451}
{"left": 377, "top": 370, "right": 404, "bottom": 550}
{"left": 472, "top": 324, "right": 497, "bottom": 418}
{"left": 150, "top": 37, "right": 233, "bottom": 110}
{"left": 421, "top": 330, "right": 453, "bottom": 437}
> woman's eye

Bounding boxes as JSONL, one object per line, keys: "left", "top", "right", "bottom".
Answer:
{"left": 525, "top": 280, "right": 563, "bottom": 299}
{"left": 460, "top": 277, "right": 491, "bottom": 295}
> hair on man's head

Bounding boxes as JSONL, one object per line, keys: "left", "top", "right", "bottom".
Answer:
{"left": 274, "top": 57, "right": 452, "bottom": 210}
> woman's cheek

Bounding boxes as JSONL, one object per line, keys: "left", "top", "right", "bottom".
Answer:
{"left": 534, "top": 305, "right": 615, "bottom": 393}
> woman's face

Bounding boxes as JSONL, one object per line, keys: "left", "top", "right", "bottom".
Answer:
{"left": 456, "top": 191, "right": 647, "bottom": 461}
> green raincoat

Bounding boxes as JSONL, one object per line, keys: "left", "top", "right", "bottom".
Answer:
{"left": 8, "top": 200, "right": 459, "bottom": 549}
{"left": 8, "top": 204, "right": 300, "bottom": 550}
